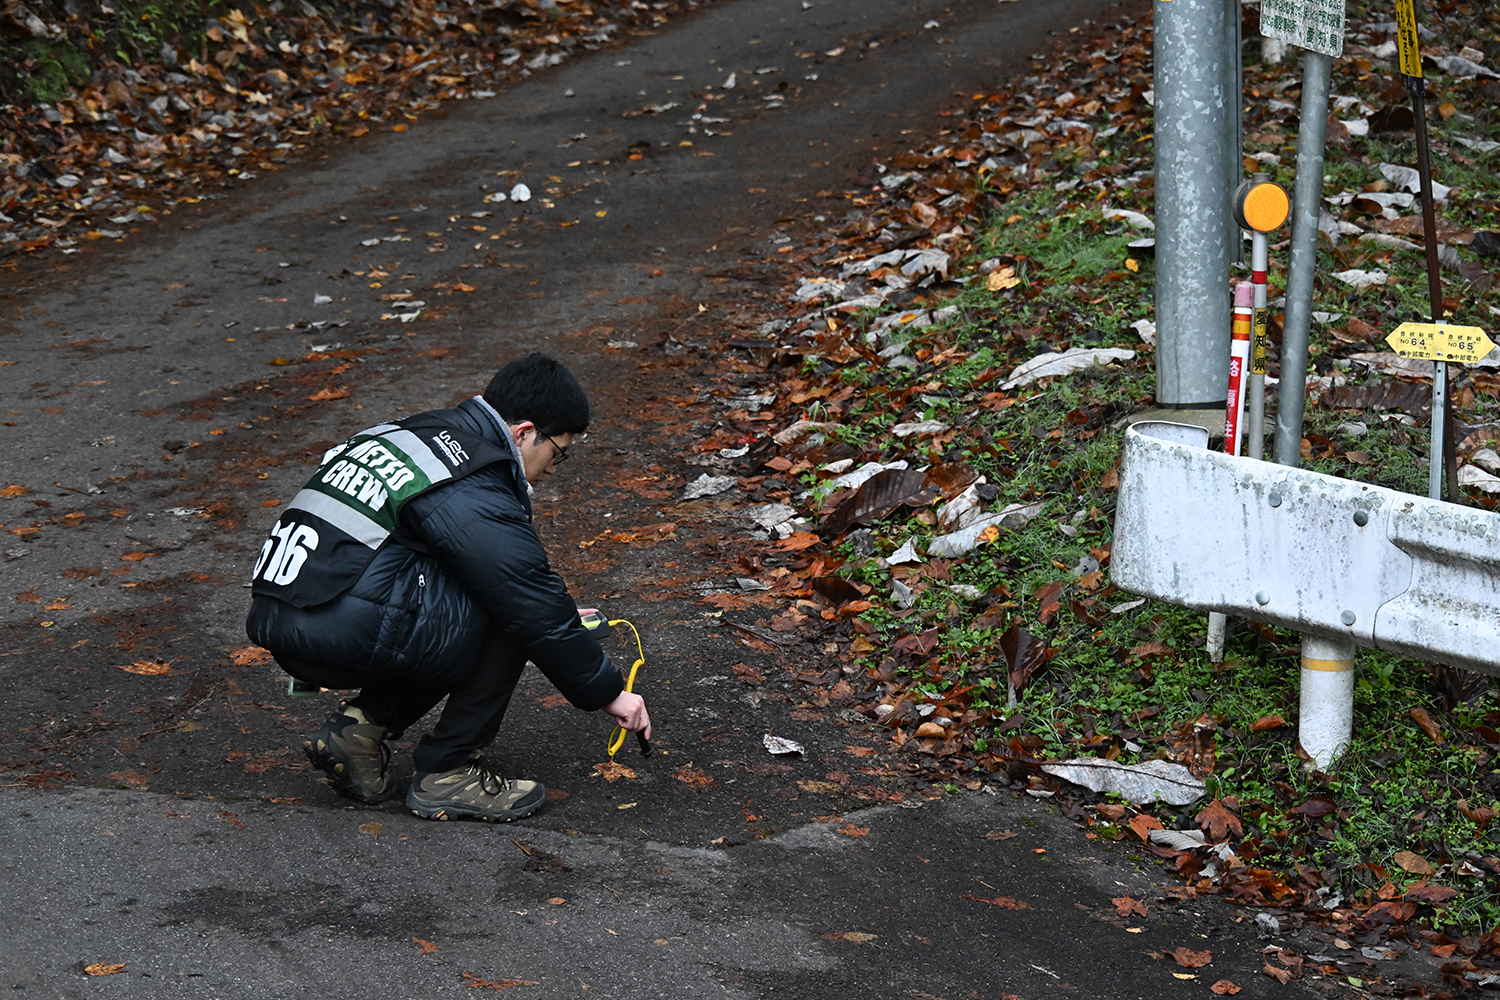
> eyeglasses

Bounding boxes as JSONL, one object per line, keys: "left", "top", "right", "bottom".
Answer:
{"left": 542, "top": 432, "right": 569, "bottom": 465}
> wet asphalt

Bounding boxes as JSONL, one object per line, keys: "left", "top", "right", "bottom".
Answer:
{"left": 0, "top": 0, "right": 1338, "bottom": 996}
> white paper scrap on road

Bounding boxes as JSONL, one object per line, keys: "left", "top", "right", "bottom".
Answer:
{"left": 1002, "top": 347, "right": 1136, "bottom": 389}
{"left": 680, "top": 474, "right": 737, "bottom": 500}
{"left": 509, "top": 183, "right": 532, "bottom": 202}
{"left": 1042, "top": 758, "right": 1207, "bottom": 806}
{"left": 763, "top": 734, "right": 803, "bottom": 755}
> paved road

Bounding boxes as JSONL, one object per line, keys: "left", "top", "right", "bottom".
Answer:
{"left": 1, "top": 0, "right": 1330, "bottom": 996}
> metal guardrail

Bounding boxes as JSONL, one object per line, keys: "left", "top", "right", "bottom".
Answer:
{"left": 1113, "top": 422, "right": 1500, "bottom": 675}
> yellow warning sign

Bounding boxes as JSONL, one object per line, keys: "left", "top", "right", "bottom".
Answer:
{"left": 1395, "top": 0, "right": 1422, "bottom": 78}
{"left": 1385, "top": 322, "right": 1494, "bottom": 364}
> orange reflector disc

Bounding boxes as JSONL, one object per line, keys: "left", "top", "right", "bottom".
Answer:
{"left": 1241, "top": 182, "right": 1290, "bottom": 233}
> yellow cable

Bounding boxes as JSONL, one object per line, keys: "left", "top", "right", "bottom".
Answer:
{"left": 606, "top": 618, "right": 645, "bottom": 759}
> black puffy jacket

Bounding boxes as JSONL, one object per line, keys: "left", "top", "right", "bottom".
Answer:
{"left": 246, "top": 397, "right": 623, "bottom": 712}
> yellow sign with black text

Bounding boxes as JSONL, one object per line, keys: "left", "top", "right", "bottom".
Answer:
{"left": 1385, "top": 322, "right": 1494, "bottom": 364}
{"left": 1395, "top": 0, "right": 1422, "bottom": 78}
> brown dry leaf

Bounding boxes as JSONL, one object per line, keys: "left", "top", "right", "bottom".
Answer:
{"left": 797, "top": 780, "right": 843, "bottom": 794}
{"left": 671, "top": 765, "right": 715, "bottom": 789}
{"left": 413, "top": 937, "right": 439, "bottom": 955}
{"left": 1195, "top": 799, "right": 1243, "bottom": 841}
{"left": 1262, "top": 963, "right": 1292, "bottom": 985}
{"left": 983, "top": 829, "right": 1019, "bottom": 841}
{"left": 844, "top": 744, "right": 877, "bottom": 757}
{"left": 308, "top": 387, "right": 351, "bottom": 402}
{"left": 914, "top": 721, "right": 948, "bottom": 738}
{"left": 821, "top": 931, "right": 878, "bottom": 944}
{"left": 460, "top": 972, "right": 541, "bottom": 990}
{"left": 1393, "top": 850, "right": 1436, "bottom": 876}
{"left": 84, "top": 963, "right": 126, "bottom": 977}
{"left": 116, "top": 660, "right": 171, "bottom": 675}
{"left": 1410, "top": 707, "right": 1446, "bottom": 745}
{"left": 986, "top": 266, "right": 1021, "bottom": 291}
{"left": 1249, "top": 714, "right": 1285, "bottom": 731}
{"left": 838, "top": 823, "right": 870, "bottom": 837}
{"left": 43, "top": 600, "right": 71, "bottom": 610}
{"left": 1128, "top": 814, "right": 1164, "bottom": 843}
{"left": 1210, "top": 982, "right": 1241, "bottom": 996}
{"left": 1344, "top": 450, "right": 1373, "bottom": 466}
{"left": 962, "top": 895, "right": 1031, "bottom": 909}
{"left": 592, "top": 761, "right": 636, "bottom": 782}
{"left": 1112, "top": 896, "right": 1147, "bottom": 918}
{"left": 120, "top": 551, "right": 153, "bottom": 562}
{"left": 1130, "top": 641, "right": 1175, "bottom": 661}
{"left": 218, "top": 811, "right": 243, "bottom": 830}
{"left": 1169, "top": 947, "right": 1212, "bottom": 968}
{"left": 1458, "top": 798, "right": 1499, "bottom": 830}
{"left": 359, "top": 821, "right": 383, "bottom": 838}
{"left": 0, "top": 485, "right": 27, "bottom": 497}
{"left": 776, "top": 532, "right": 822, "bottom": 551}
{"left": 229, "top": 645, "right": 276, "bottom": 666}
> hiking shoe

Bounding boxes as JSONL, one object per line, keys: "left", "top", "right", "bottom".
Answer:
{"left": 407, "top": 759, "right": 545, "bottom": 823}
{"left": 302, "top": 706, "right": 396, "bottom": 804}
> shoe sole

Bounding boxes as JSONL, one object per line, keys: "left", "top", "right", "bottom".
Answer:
{"left": 407, "top": 786, "right": 546, "bottom": 823}
{"left": 303, "top": 739, "right": 396, "bottom": 805}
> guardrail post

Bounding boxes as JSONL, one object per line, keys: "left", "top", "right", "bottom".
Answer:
{"left": 1299, "top": 634, "right": 1356, "bottom": 769}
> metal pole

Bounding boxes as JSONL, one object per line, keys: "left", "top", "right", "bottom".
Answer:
{"left": 1404, "top": 29, "right": 1459, "bottom": 502}
{"left": 1247, "top": 228, "right": 1270, "bottom": 459}
{"left": 1154, "top": 0, "right": 1233, "bottom": 407}
{"left": 1225, "top": 0, "right": 1245, "bottom": 266}
{"left": 1272, "top": 51, "right": 1333, "bottom": 468}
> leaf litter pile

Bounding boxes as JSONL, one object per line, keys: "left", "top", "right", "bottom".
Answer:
{"left": 0, "top": 0, "right": 705, "bottom": 256}
{"left": 669, "top": 1, "right": 1500, "bottom": 993}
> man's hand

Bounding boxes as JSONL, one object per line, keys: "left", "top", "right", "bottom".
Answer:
{"left": 603, "top": 690, "right": 650, "bottom": 739}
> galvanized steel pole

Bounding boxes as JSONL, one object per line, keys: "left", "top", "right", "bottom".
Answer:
{"left": 1153, "top": 0, "right": 1233, "bottom": 407}
{"left": 1272, "top": 51, "right": 1334, "bottom": 467}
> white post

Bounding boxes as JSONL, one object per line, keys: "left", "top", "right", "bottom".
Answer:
{"left": 1299, "top": 634, "right": 1355, "bottom": 769}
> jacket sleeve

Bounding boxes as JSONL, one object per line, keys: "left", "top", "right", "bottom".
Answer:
{"left": 400, "top": 465, "right": 624, "bottom": 711}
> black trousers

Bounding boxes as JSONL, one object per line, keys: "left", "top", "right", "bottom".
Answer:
{"left": 280, "top": 623, "right": 527, "bottom": 773}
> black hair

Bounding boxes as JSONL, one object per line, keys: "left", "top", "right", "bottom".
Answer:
{"left": 483, "top": 352, "right": 590, "bottom": 436}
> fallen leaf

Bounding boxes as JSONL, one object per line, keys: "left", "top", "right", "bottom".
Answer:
{"left": 115, "top": 660, "right": 171, "bottom": 675}
{"left": 1262, "top": 963, "right": 1292, "bottom": 985}
{"left": 460, "top": 971, "right": 540, "bottom": 990}
{"left": 360, "top": 821, "right": 383, "bottom": 838}
{"left": 229, "top": 645, "right": 276, "bottom": 666}
{"left": 43, "top": 600, "right": 71, "bottom": 610}
{"left": 776, "top": 532, "right": 822, "bottom": 551}
{"left": 1112, "top": 896, "right": 1147, "bottom": 918}
{"left": 308, "top": 386, "right": 351, "bottom": 402}
{"left": 413, "top": 937, "right": 439, "bottom": 955}
{"left": 0, "top": 485, "right": 26, "bottom": 497}
{"left": 821, "top": 931, "right": 878, "bottom": 943}
{"left": 1393, "top": 850, "right": 1435, "bottom": 875}
{"left": 1249, "top": 714, "right": 1285, "bottom": 731}
{"left": 1410, "top": 707, "right": 1445, "bottom": 744}
{"left": 84, "top": 963, "right": 126, "bottom": 976}
{"left": 592, "top": 761, "right": 636, "bottom": 782}
{"left": 1210, "top": 982, "right": 1241, "bottom": 996}
{"left": 1196, "top": 799, "right": 1243, "bottom": 841}
{"left": 983, "top": 829, "right": 1019, "bottom": 841}
{"left": 120, "top": 551, "right": 153, "bottom": 562}
{"left": 838, "top": 823, "right": 870, "bottom": 837}
{"left": 1128, "top": 813, "right": 1165, "bottom": 842}
{"left": 1043, "top": 759, "right": 1206, "bottom": 806}
{"left": 1169, "top": 947, "right": 1212, "bottom": 968}
{"left": 218, "top": 811, "right": 243, "bottom": 830}
{"left": 962, "top": 895, "right": 1031, "bottom": 909}
{"left": 671, "top": 765, "right": 715, "bottom": 789}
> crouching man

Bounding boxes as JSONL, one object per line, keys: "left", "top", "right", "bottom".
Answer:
{"left": 245, "top": 353, "right": 648, "bottom": 822}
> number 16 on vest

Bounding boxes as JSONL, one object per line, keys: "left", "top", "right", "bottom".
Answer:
{"left": 253, "top": 519, "right": 321, "bottom": 585}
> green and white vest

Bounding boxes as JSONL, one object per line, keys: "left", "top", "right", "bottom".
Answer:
{"left": 250, "top": 415, "right": 510, "bottom": 607}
